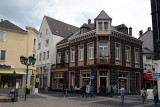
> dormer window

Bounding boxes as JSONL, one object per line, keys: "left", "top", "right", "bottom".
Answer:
{"left": 98, "top": 22, "right": 102, "bottom": 30}
{"left": 104, "top": 22, "right": 108, "bottom": 30}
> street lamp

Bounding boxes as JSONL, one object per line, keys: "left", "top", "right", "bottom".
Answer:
{"left": 20, "top": 56, "right": 36, "bottom": 101}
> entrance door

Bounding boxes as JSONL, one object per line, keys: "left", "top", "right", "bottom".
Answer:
{"left": 136, "top": 73, "right": 140, "bottom": 92}
{"left": 100, "top": 77, "right": 107, "bottom": 93}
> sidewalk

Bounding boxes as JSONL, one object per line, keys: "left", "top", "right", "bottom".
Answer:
{"left": 0, "top": 94, "right": 11, "bottom": 102}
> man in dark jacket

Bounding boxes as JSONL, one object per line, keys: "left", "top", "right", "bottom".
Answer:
{"left": 82, "top": 85, "right": 86, "bottom": 97}
{"left": 153, "top": 86, "right": 159, "bottom": 105}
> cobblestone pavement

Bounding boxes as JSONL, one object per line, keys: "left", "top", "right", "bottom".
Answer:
{"left": 0, "top": 92, "right": 159, "bottom": 107}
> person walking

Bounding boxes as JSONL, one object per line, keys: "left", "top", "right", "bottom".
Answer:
{"left": 45, "top": 84, "right": 48, "bottom": 94}
{"left": 86, "top": 84, "right": 90, "bottom": 97}
{"left": 63, "top": 84, "right": 67, "bottom": 97}
{"left": 120, "top": 86, "right": 125, "bottom": 105}
{"left": 153, "top": 85, "right": 159, "bottom": 105}
{"left": 82, "top": 85, "right": 86, "bottom": 97}
{"left": 140, "top": 88, "right": 147, "bottom": 104}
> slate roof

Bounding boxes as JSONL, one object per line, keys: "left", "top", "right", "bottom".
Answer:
{"left": 45, "top": 16, "right": 79, "bottom": 38}
{"left": 80, "top": 23, "right": 95, "bottom": 30}
{"left": 0, "top": 20, "right": 26, "bottom": 32}
{"left": 95, "top": 10, "right": 112, "bottom": 20}
{"left": 57, "top": 33, "right": 73, "bottom": 45}
{"left": 115, "top": 24, "right": 128, "bottom": 29}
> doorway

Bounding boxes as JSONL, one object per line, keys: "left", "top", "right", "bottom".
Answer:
{"left": 135, "top": 73, "right": 141, "bottom": 92}
{"left": 99, "top": 72, "right": 108, "bottom": 93}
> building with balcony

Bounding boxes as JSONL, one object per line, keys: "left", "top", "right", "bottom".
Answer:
{"left": 51, "top": 10, "right": 143, "bottom": 94}
{"left": 0, "top": 19, "right": 38, "bottom": 90}
{"left": 37, "top": 16, "right": 79, "bottom": 88}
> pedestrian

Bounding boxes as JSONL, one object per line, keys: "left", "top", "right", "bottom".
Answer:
{"left": 153, "top": 85, "right": 159, "bottom": 105}
{"left": 140, "top": 88, "right": 147, "bottom": 104}
{"left": 82, "top": 84, "right": 86, "bottom": 97}
{"left": 86, "top": 84, "right": 90, "bottom": 97}
{"left": 63, "top": 84, "right": 67, "bottom": 97}
{"left": 120, "top": 86, "right": 125, "bottom": 105}
{"left": 45, "top": 84, "right": 48, "bottom": 94}
{"left": 91, "top": 85, "right": 95, "bottom": 97}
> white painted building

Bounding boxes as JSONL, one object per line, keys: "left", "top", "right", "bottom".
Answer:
{"left": 37, "top": 16, "right": 78, "bottom": 88}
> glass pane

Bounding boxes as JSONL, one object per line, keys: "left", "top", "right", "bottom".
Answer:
{"left": 99, "top": 43, "right": 107, "bottom": 46}
{"left": 1, "top": 50, "right": 6, "bottom": 60}
{"left": 104, "top": 22, "right": 108, "bottom": 29}
{"left": 104, "top": 47, "right": 108, "bottom": 56}
{"left": 87, "top": 74, "right": 90, "bottom": 77}
{"left": 99, "top": 47, "right": 103, "bottom": 56}
{"left": 0, "top": 32, "right": 4, "bottom": 40}
{"left": 98, "top": 22, "right": 102, "bottom": 30}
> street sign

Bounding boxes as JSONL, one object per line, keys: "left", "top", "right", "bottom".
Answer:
{"left": 90, "top": 76, "right": 95, "bottom": 79}
{"left": 153, "top": 73, "right": 160, "bottom": 76}
{"left": 146, "top": 71, "right": 152, "bottom": 77}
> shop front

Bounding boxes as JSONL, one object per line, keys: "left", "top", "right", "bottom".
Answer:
{"left": 52, "top": 72, "right": 64, "bottom": 90}
{"left": 80, "top": 70, "right": 91, "bottom": 88}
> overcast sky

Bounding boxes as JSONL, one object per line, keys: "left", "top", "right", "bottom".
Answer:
{"left": 0, "top": 0, "right": 151, "bottom": 38}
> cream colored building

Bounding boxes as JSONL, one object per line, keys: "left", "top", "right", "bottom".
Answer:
{"left": 0, "top": 20, "right": 38, "bottom": 91}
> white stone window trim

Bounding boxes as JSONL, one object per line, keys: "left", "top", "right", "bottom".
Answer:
{"left": 89, "top": 44, "right": 94, "bottom": 59}
{"left": 0, "top": 49, "right": 7, "bottom": 61}
{"left": 71, "top": 49, "right": 75, "bottom": 62}
{"left": 79, "top": 46, "right": 84, "bottom": 61}
{"left": 0, "top": 31, "right": 6, "bottom": 41}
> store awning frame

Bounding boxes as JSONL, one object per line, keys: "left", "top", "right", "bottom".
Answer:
{"left": 0, "top": 71, "right": 26, "bottom": 74}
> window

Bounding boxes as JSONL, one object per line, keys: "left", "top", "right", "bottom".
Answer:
{"left": 0, "top": 31, "right": 5, "bottom": 41}
{"left": 98, "top": 22, "right": 102, "bottom": 30}
{"left": 43, "top": 52, "right": 46, "bottom": 60}
{"left": 66, "top": 51, "right": 69, "bottom": 63}
{"left": 71, "top": 48, "right": 75, "bottom": 62}
{"left": 0, "top": 50, "right": 6, "bottom": 61}
{"left": 33, "top": 38, "right": 36, "bottom": 49}
{"left": 46, "top": 29, "right": 48, "bottom": 35}
{"left": 79, "top": 46, "right": 84, "bottom": 61}
{"left": 45, "top": 39, "right": 49, "bottom": 47}
{"left": 47, "top": 51, "right": 49, "bottom": 59}
{"left": 58, "top": 53, "right": 61, "bottom": 63}
{"left": 99, "top": 43, "right": 108, "bottom": 56}
{"left": 125, "top": 46, "right": 130, "bottom": 61}
{"left": 135, "top": 50, "right": 139, "bottom": 63}
{"left": 104, "top": 22, "right": 108, "bottom": 30}
{"left": 40, "top": 32, "right": 42, "bottom": 38}
{"left": 39, "top": 53, "right": 41, "bottom": 61}
{"left": 115, "top": 43, "right": 120, "bottom": 60}
{"left": 89, "top": 43, "right": 94, "bottom": 59}
{"left": 38, "top": 43, "right": 41, "bottom": 49}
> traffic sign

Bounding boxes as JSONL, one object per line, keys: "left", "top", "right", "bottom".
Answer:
{"left": 153, "top": 73, "right": 160, "bottom": 76}
{"left": 146, "top": 71, "right": 152, "bottom": 77}
{"left": 90, "top": 76, "right": 95, "bottom": 79}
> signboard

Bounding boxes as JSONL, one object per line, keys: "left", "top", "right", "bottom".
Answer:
{"left": 90, "top": 76, "right": 95, "bottom": 79}
{"left": 36, "top": 78, "right": 39, "bottom": 82}
{"left": 153, "top": 73, "right": 160, "bottom": 76}
{"left": 146, "top": 71, "right": 152, "bottom": 77}
{"left": 35, "top": 88, "right": 38, "bottom": 94}
{"left": 147, "top": 89, "right": 154, "bottom": 99}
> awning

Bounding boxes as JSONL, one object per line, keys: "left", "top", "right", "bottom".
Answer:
{"left": 0, "top": 71, "right": 26, "bottom": 74}
{"left": 146, "top": 78, "right": 157, "bottom": 81}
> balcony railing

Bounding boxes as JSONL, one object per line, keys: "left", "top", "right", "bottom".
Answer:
{"left": 51, "top": 63, "right": 69, "bottom": 69}
{"left": 97, "top": 56, "right": 109, "bottom": 64}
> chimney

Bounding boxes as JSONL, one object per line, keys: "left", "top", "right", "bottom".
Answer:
{"left": 148, "top": 27, "right": 151, "bottom": 31}
{"left": 129, "top": 27, "right": 132, "bottom": 36}
{"left": 88, "top": 19, "right": 91, "bottom": 24}
{"left": 139, "top": 30, "right": 143, "bottom": 37}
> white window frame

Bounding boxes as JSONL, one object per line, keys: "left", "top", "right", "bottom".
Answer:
{"left": 115, "top": 44, "right": 120, "bottom": 60}
{"left": 58, "top": 53, "right": 61, "bottom": 63}
{"left": 89, "top": 43, "right": 94, "bottom": 59}
{"left": 79, "top": 46, "right": 84, "bottom": 61}
{"left": 104, "top": 22, "right": 108, "bottom": 30}
{"left": 0, "top": 31, "right": 5, "bottom": 41}
{"left": 0, "top": 50, "right": 7, "bottom": 61}
{"left": 71, "top": 49, "right": 75, "bottom": 62}
{"left": 98, "top": 22, "right": 102, "bottom": 30}
{"left": 125, "top": 47, "right": 130, "bottom": 61}
{"left": 66, "top": 51, "right": 69, "bottom": 63}
{"left": 99, "top": 43, "right": 108, "bottom": 57}
{"left": 135, "top": 51, "right": 139, "bottom": 63}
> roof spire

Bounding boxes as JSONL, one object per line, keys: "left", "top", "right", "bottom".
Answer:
{"left": 95, "top": 10, "right": 112, "bottom": 20}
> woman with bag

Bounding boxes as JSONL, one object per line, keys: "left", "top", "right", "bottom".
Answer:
{"left": 140, "top": 88, "right": 147, "bottom": 104}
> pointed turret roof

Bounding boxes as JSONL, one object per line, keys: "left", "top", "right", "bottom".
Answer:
{"left": 95, "top": 10, "right": 112, "bottom": 20}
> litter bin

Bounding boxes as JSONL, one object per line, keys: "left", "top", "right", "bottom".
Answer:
{"left": 14, "top": 89, "right": 18, "bottom": 102}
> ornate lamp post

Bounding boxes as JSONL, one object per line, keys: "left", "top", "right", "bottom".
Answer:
{"left": 20, "top": 56, "right": 36, "bottom": 101}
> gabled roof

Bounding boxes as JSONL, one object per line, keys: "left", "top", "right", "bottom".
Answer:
{"left": 45, "top": 16, "right": 79, "bottom": 38}
{"left": 95, "top": 10, "right": 112, "bottom": 20}
{"left": 57, "top": 33, "right": 73, "bottom": 45}
{"left": 115, "top": 24, "right": 128, "bottom": 29}
{"left": 0, "top": 20, "right": 26, "bottom": 32}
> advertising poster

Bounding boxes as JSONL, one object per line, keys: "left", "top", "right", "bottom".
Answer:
{"left": 147, "top": 89, "right": 154, "bottom": 99}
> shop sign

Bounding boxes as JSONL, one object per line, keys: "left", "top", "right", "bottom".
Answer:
{"left": 146, "top": 89, "right": 154, "bottom": 99}
{"left": 0, "top": 64, "right": 11, "bottom": 68}
{"left": 36, "top": 78, "right": 39, "bottom": 82}
{"left": 33, "top": 70, "right": 38, "bottom": 75}
{"left": 146, "top": 71, "right": 152, "bottom": 77}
